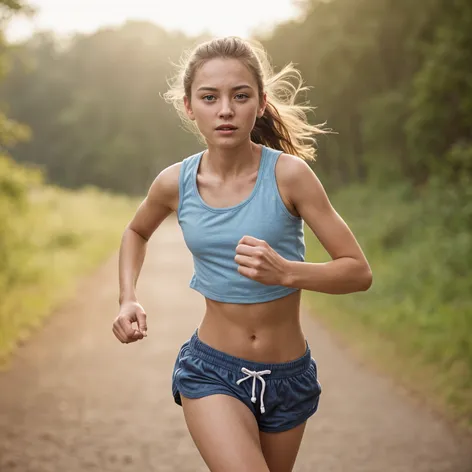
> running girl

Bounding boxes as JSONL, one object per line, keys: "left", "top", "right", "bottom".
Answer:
{"left": 112, "top": 36, "right": 372, "bottom": 472}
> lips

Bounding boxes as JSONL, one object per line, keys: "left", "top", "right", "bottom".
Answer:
{"left": 216, "top": 125, "right": 237, "bottom": 130}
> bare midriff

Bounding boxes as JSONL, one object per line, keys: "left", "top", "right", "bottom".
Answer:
{"left": 197, "top": 290, "right": 307, "bottom": 364}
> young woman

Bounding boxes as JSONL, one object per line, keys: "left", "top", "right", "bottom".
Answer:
{"left": 112, "top": 36, "right": 372, "bottom": 472}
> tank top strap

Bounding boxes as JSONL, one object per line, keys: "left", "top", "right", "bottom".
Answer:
{"left": 178, "top": 151, "right": 203, "bottom": 220}
{"left": 260, "top": 145, "right": 283, "bottom": 189}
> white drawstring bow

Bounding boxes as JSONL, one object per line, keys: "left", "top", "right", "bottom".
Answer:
{"left": 236, "top": 367, "right": 272, "bottom": 413}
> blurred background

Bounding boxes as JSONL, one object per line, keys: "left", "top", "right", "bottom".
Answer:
{"left": 0, "top": 0, "right": 470, "bottom": 431}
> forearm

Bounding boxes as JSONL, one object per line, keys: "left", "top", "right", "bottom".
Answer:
{"left": 284, "top": 257, "right": 372, "bottom": 294}
{"left": 119, "top": 227, "right": 148, "bottom": 305}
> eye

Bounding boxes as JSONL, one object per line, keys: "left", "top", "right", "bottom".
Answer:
{"left": 235, "top": 93, "right": 249, "bottom": 100}
{"left": 202, "top": 95, "right": 216, "bottom": 102}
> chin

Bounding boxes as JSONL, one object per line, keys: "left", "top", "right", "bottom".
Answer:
{"left": 205, "top": 136, "right": 245, "bottom": 149}
{"left": 218, "top": 139, "right": 241, "bottom": 148}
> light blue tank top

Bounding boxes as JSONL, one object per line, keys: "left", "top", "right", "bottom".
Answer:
{"left": 177, "top": 145, "right": 305, "bottom": 304}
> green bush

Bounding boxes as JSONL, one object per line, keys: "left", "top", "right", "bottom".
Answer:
{"left": 304, "top": 180, "right": 472, "bottom": 427}
{"left": 0, "top": 155, "right": 140, "bottom": 363}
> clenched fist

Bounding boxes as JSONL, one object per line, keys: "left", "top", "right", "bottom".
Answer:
{"left": 235, "top": 235, "right": 289, "bottom": 286}
{"left": 112, "top": 301, "right": 148, "bottom": 344}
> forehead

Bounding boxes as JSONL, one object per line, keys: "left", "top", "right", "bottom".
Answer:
{"left": 192, "top": 58, "right": 257, "bottom": 91}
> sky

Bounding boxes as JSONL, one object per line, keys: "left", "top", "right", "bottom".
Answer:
{"left": 5, "top": 0, "right": 303, "bottom": 42}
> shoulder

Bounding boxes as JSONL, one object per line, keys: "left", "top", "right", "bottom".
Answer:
{"left": 275, "top": 152, "right": 317, "bottom": 187}
{"left": 147, "top": 161, "right": 182, "bottom": 206}
{"left": 147, "top": 150, "right": 202, "bottom": 207}
{"left": 275, "top": 152, "right": 328, "bottom": 207}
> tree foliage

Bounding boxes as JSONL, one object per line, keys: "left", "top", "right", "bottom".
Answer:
{"left": 0, "top": 0, "right": 471, "bottom": 193}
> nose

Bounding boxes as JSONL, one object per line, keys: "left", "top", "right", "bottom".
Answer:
{"left": 218, "top": 99, "right": 234, "bottom": 119}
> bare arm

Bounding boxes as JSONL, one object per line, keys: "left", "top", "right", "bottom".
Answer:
{"left": 235, "top": 154, "right": 372, "bottom": 294}
{"left": 279, "top": 154, "right": 372, "bottom": 294}
{"left": 112, "top": 162, "right": 181, "bottom": 345}
{"left": 119, "top": 162, "right": 181, "bottom": 305}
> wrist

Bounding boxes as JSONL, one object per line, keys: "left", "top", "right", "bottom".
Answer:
{"left": 119, "top": 293, "right": 137, "bottom": 306}
{"left": 281, "top": 260, "right": 295, "bottom": 287}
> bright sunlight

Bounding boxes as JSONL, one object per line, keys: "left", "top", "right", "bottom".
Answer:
{"left": 6, "top": 0, "right": 302, "bottom": 42}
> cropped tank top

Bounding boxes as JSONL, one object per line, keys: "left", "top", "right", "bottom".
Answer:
{"left": 177, "top": 145, "right": 305, "bottom": 304}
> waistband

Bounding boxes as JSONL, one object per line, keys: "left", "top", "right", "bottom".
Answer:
{"left": 188, "top": 330, "right": 311, "bottom": 379}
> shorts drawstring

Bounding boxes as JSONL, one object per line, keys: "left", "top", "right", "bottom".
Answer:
{"left": 236, "top": 367, "right": 272, "bottom": 414}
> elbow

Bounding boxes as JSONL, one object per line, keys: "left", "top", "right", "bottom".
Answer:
{"left": 125, "top": 224, "right": 150, "bottom": 242}
{"left": 358, "top": 265, "right": 373, "bottom": 292}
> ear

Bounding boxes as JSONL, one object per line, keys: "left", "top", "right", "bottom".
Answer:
{"left": 183, "top": 95, "right": 195, "bottom": 121}
{"left": 257, "top": 92, "right": 267, "bottom": 118}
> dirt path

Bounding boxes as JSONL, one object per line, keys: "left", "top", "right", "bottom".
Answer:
{"left": 1, "top": 218, "right": 471, "bottom": 472}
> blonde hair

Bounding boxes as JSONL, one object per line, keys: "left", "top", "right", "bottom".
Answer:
{"left": 163, "top": 36, "right": 330, "bottom": 161}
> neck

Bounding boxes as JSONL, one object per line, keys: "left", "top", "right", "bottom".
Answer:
{"left": 203, "top": 141, "right": 262, "bottom": 178}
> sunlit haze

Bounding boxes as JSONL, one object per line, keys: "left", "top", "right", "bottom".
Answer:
{"left": 6, "top": 0, "right": 302, "bottom": 42}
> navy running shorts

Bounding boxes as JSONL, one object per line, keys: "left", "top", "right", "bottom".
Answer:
{"left": 172, "top": 330, "right": 322, "bottom": 433}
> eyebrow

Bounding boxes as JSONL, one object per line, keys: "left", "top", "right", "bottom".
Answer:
{"left": 196, "top": 84, "right": 253, "bottom": 92}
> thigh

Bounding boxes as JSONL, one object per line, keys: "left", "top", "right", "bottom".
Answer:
{"left": 181, "top": 394, "right": 270, "bottom": 472}
{"left": 259, "top": 422, "right": 307, "bottom": 472}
